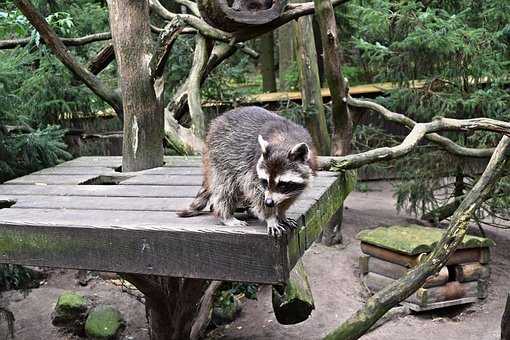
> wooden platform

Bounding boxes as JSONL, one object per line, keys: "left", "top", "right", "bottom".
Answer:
{"left": 0, "top": 156, "right": 345, "bottom": 284}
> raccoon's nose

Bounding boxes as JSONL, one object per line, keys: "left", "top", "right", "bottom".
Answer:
{"left": 264, "top": 198, "right": 275, "bottom": 208}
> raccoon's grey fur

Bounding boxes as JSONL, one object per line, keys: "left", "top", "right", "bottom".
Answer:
{"left": 178, "top": 106, "right": 317, "bottom": 236}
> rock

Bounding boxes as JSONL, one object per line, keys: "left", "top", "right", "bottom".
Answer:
{"left": 85, "top": 305, "right": 124, "bottom": 339}
{"left": 52, "top": 292, "right": 88, "bottom": 329}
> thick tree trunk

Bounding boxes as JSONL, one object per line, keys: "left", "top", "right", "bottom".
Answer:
{"left": 278, "top": 23, "right": 295, "bottom": 91}
{"left": 293, "top": 1, "right": 331, "bottom": 155}
{"left": 124, "top": 275, "right": 210, "bottom": 340}
{"left": 260, "top": 32, "right": 277, "bottom": 92}
{"left": 314, "top": 0, "right": 352, "bottom": 156}
{"left": 107, "top": 0, "right": 164, "bottom": 172}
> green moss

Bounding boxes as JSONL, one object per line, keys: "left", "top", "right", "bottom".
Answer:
{"left": 85, "top": 305, "right": 123, "bottom": 339}
{"left": 357, "top": 225, "right": 495, "bottom": 255}
{"left": 52, "top": 292, "right": 88, "bottom": 327}
{"left": 57, "top": 292, "right": 87, "bottom": 311}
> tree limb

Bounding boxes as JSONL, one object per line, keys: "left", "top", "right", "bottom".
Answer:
{"left": 150, "top": 0, "right": 350, "bottom": 43}
{"left": 347, "top": 96, "right": 495, "bottom": 158}
{"left": 0, "top": 31, "right": 111, "bottom": 49}
{"left": 13, "top": 0, "right": 123, "bottom": 116}
{"left": 187, "top": 34, "right": 213, "bottom": 137}
{"left": 87, "top": 43, "right": 115, "bottom": 75}
{"left": 324, "top": 135, "right": 510, "bottom": 340}
{"left": 319, "top": 116, "right": 510, "bottom": 170}
{"left": 150, "top": 17, "right": 185, "bottom": 79}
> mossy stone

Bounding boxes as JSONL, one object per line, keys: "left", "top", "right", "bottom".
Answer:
{"left": 52, "top": 292, "right": 88, "bottom": 327}
{"left": 85, "top": 305, "right": 123, "bottom": 339}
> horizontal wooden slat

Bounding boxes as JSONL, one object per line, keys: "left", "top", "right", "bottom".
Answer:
{"left": 6, "top": 174, "right": 99, "bottom": 185}
{"left": 121, "top": 174, "right": 337, "bottom": 186}
{"left": 0, "top": 185, "right": 202, "bottom": 198}
{"left": 34, "top": 166, "right": 117, "bottom": 175}
{"left": 0, "top": 195, "right": 317, "bottom": 214}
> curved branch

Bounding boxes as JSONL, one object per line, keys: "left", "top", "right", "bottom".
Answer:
{"left": 325, "top": 135, "right": 510, "bottom": 340}
{"left": 13, "top": 0, "right": 123, "bottom": 116}
{"left": 0, "top": 31, "right": 111, "bottom": 49}
{"left": 150, "top": 17, "right": 185, "bottom": 79}
{"left": 320, "top": 116, "right": 510, "bottom": 170}
{"left": 347, "top": 96, "right": 495, "bottom": 158}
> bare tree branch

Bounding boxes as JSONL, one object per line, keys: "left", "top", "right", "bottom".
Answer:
{"left": 347, "top": 96, "right": 496, "bottom": 157}
{"left": 0, "top": 31, "right": 111, "bottom": 49}
{"left": 150, "top": 0, "right": 350, "bottom": 43}
{"left": 324, "top": 135, "right": 510, "bottom": 340}
{"left": 13, "top": 0, "right": 123, "bottom": 116}
{"left": 150, "top": 17, "right": 185, "bottom": 79}
{"left": 319, "top": 116, "right": 510, "bottom": 170}
{"left": 87, "top": 43, "right": 114, "bottom": 75}
{"left": 187, "top": 34, "right": 213, "bottom": 137}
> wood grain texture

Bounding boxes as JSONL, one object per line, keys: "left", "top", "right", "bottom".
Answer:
{"left": 0, "top": 156, "right": 342, "bottom": 284}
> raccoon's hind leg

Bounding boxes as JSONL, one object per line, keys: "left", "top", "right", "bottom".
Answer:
{"left": 210, "top": 175, "right": 248, "bottom": 227}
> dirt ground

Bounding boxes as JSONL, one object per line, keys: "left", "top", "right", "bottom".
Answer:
{"left": 2, "top": 181, "right": 508, "bottom": 340}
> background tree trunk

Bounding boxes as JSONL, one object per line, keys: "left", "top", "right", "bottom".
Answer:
{"left": 314, "top": 0, "right": 352, "bottom": 156}
{"left": 108, "top": 0, "right": 164, "bottom": 172}
{"left": 260, "top": 32, "right": 277, "bottom": 92}
{"left": 278, "top": 23, "right": 294, "bottom": 91}
{"left": 293, "top": 0, "right": 331, "bottom": 155}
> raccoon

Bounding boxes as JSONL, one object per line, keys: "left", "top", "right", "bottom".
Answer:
{"left": 178, "top": 106, "right": 317, "bottom": 236}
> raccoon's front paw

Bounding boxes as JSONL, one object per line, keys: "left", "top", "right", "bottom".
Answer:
{"left": 267, "top": 224, "right": 287, "bottom": 237}
{"left": 223, "top": 217, "right": 248, "bottom": 227}
{"left": 278, "top": 217, "right": 298, "bottom": 230}
{"left": 267, "top": 218, "right": 286, "bottom": 237}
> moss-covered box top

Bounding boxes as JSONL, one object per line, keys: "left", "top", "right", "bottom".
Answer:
{"left": 357, "top": 225, "right": 495, "bottom": 255}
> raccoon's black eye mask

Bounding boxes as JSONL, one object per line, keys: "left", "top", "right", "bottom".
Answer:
{"left": 277, "top": 181, "right": 306, "bottom": 193}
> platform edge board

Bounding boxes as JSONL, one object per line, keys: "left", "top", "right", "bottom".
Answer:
{"left": 286, "top": 174, "right": 345, "bottom": 270}
{"left": 0, "top": 224, "right": 288, "bottom": 284}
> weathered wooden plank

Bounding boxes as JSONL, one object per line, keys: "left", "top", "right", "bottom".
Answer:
{"left": 121, "top": 174, "right": 337, "bottom": 187}
{"left": 0, "top": 222, "right": 287, "bottom": 284}
{"left": 59, "top": 156, "right": 201, "bottom": 168}
{"left": 6, "top": 174, "right": 99, "bottom": 185}
{"left": 0, "top": 184, "right": 202, "bottom": 198}
{"left": 363, "top": 272, "right": 479, "bottom": 305}
{"left": 402, "top": 297, "right": 478, "bottom": 312}
{"left": 360, "top": 243, "right": 491, "bottom": 267}
{"left": 2, "top": 195, "right": 318, "bottom": 214}
{"left": 0, "top": 184, "right": 327, "bottom": 200}
{"left": 363, "top": 256, "right": 448, "bottom": 288}
{"left": 454, "top": 262, "right": 491, "bottom": 282}
{"left": 0, "top": 208, "right": 265, "bottom": 232}
{"left": 33, "top": 166, "right": 117, "bottom": 175}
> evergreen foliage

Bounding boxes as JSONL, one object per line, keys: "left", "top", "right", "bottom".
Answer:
{"left": 343, "top": 0, "right": 510, "bottom": 226}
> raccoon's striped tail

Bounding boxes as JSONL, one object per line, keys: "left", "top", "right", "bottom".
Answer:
{"left": 178, "top": 185, "right": 211, "bottom": 217}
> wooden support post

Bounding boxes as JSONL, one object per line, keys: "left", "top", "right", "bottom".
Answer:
{"left": 260, "top": 32, "right": 277, "bottom": 92}
{"left": 502, "top": 293, "right": 510, "bottom": 340}
{"left": 272, "top": 259, "right": 315, "bottom": 325}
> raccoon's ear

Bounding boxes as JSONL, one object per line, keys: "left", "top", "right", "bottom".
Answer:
{"left": 289, "top": 143, "right": 310, "bottom": 162}
{"left": 258, "top": 135, "right": 270, "bottom": 155}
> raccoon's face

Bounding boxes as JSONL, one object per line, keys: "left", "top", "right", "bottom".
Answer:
{"left": 256, "top": 135, "right": 312, "bottom": 208}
